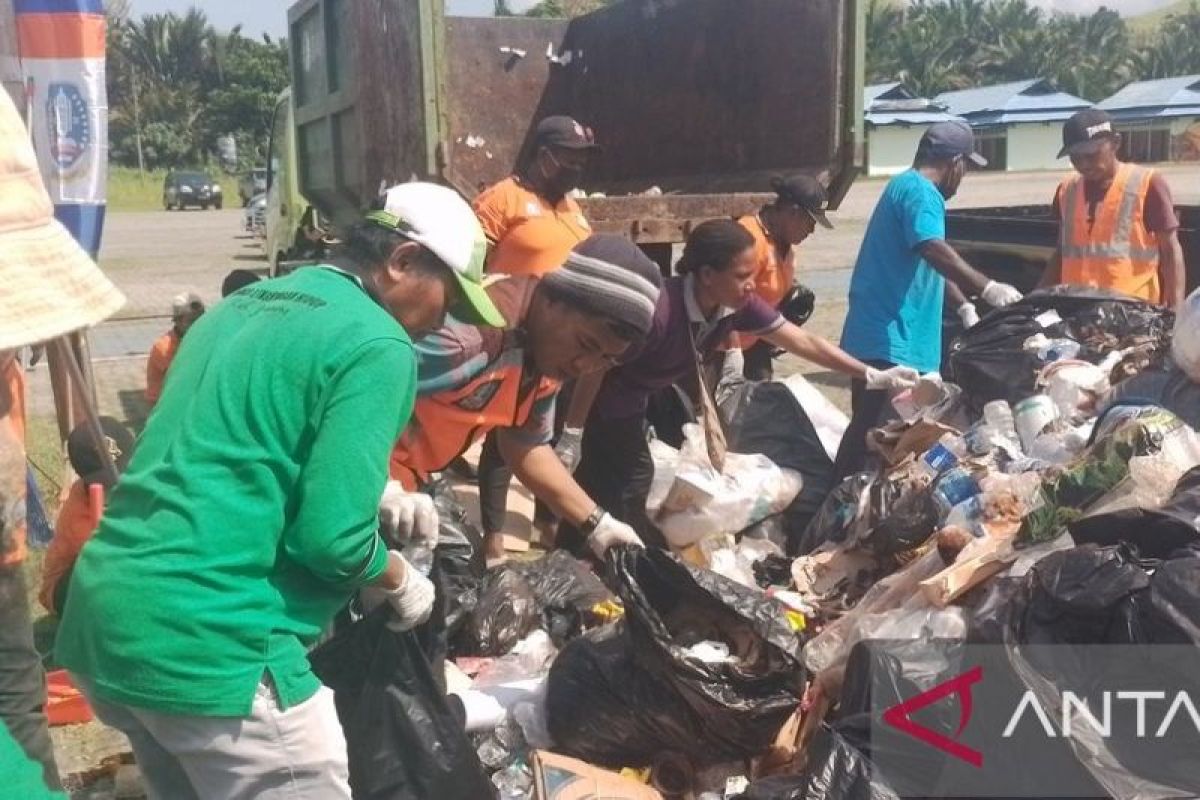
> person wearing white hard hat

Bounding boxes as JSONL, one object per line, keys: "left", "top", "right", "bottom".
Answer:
{"left": 144, "top": 291, "right": 205, "bottom": 407}
{"left": 56, "top": 182, "right": 501, "bottom": 799}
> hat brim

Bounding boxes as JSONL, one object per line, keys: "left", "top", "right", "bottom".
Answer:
{"left": 1058, "top": 136, "right": 1112, "bottom": 159}
{"left": 967, "top": 152, "right": 988, "bottom": 167}
{"left": 806, "top": 208, "right": 834, "bottom": 230}
{"left": 543, "top": 139, "right": 602, "bottom": 151}
{"left": 450, "top": 272, "right": 507, "bottom": 328}
{"left": 0, "top": 219, "right": 125, "bottom": 351}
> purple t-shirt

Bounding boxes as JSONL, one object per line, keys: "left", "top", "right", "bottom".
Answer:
{"left": 593, "top": 275, "right": 783, "bottom": 420}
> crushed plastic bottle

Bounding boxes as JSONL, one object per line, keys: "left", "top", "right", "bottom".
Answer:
{"left": 1036, "top": 338, "right": 1081, "bottom": 362}
{"left": 932, "top": 466, "right": 981, "bottom": 519}
{"left": 983, "top": 400, "right": 1023, "bottom": 456}
{"left": 917, "top": 433, "right": 967, "bottom": 480}
{"left": 491, "top": 760, "right": 533, "bottom": 799}
{"left": 402, "top": 538, "right": 434, "bottom": 576}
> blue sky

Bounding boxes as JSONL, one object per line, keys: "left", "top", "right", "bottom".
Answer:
{"left": 128, "top": 0, "right": 1178, "bottom": 39}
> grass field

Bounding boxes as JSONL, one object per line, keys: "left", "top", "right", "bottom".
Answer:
{"left": 107, "top": 166, "right": 240, "bottom": 213}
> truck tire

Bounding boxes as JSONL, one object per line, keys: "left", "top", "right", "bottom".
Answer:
{"left": 214, "top": 198, "right": 223, "bottom": 210}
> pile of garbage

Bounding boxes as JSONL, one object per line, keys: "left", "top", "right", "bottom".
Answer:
{"left": 311, "top": 286, "right": 1200, "bottom": 799}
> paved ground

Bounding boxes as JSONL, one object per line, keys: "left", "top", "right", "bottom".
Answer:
{"left": 23, "top": 164, "right": 1200, "bottom": 796}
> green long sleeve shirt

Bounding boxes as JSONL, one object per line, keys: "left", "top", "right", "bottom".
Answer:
{"left": 57, "top": 267, "right": 415, "bottom": 716}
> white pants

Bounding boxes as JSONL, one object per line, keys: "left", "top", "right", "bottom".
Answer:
{"left": 77, "top": 676, "right": 351, "bottom": 800}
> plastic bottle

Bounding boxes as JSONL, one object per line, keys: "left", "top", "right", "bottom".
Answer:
{"left": 1036, "top": 338, "right": 1081, "bottom": 362}
{"left": 983, "top": 400, "right": 1022, "bottom": 452}
{"left": 917, "top": 433, "right": 967, "bottom": 480}
{"left": 403, "top": 539, "right": 435, "bottom": 576}
{"left": 932, "top": 466, "right": 981, "bottom": 519}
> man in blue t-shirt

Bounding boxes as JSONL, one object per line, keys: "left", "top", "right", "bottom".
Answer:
{"left": 835, "top": 121, "right": 1023, "bottom": 478}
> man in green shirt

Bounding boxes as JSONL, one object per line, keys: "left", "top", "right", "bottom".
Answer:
{"left": 56, "top": 182, "right": 503, "bottom": 800}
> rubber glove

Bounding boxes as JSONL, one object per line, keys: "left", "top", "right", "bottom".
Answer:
{"left": 864, "top": 365, "right": 920, "bottom": 391}
{"left": 981, "top": 281, "right": 1023, "bottom": 308}
{"left": 587, "top": 512, "right": 643, "bottom": 559}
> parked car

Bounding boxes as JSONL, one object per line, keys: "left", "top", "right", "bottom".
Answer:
{"left": 238, "top": 168, "right": 267, "bottom": 206}
{"left": 163, "top": 171, "right": 223, "bottom": 210}
{"left": 244, "top": 192, "right": 267, "bottom": 237}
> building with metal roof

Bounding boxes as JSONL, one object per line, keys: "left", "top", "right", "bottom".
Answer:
{"left": 934, "top": 79, "right": 1091, "bottom": 171}
{"left": 1097, "top": 75, "right": 1200, "bottom": 163}
{"left": 864, "top": 83, "right": 964, "bottom": 176}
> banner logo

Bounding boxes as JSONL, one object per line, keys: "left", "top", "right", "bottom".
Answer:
{"left": 45, "top": 81, "right": 91, "bottom": 174}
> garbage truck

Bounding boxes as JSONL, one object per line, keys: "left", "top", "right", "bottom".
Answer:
{"left": 268, "top": 0, "right": 865, "bottom": 273}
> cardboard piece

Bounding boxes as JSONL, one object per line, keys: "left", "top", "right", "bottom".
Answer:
{"left": 919, "top": 536, "right": 1017, "bottom": 607}
{"left": 532, "top": 751, "right": 664, "bottom": 800}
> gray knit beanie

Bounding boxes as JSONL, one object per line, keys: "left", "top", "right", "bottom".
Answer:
{"left": 541, "top": 235, "right": 662, "bottom": 339}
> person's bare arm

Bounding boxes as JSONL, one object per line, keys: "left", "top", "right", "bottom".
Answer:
{"left": 945, "top": 281, "right": 968, "bottom": 307}
{"left": 563, "top": 368, "right": 606, "bottom": 430}
{"left": 1158, "top": 229, "right": 1186, "bottom": 311}
{"left": 1038, "top": 248, "right": 1063, "bottom": 290}
{"left": 918, "top": 239, "right": 991, "bottom": 295}
{"left": 498, "top": 434, "right": 598, "bottom": 526}
{"left": 761, "top": 322, "right": 869, "bottom": 380}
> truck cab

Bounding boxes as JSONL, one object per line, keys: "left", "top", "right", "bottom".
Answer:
{"left": 264, "top": 88, "right": 323, "bottom": 275}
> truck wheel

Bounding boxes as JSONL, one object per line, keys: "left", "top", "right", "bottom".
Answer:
{"left": 200, "top": 202, "right": 209, "bottom": 210}
{"left": 214, "top": 198, "right": 223, "bottom": 210}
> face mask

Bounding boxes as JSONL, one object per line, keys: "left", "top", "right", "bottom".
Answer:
{"left": 541, "top": 150, "right": 584, "bottom": 196}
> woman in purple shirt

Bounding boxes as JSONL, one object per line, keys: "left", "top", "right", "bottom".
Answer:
{"left": 555, "top": 219, "right": 917, "bottom": 550}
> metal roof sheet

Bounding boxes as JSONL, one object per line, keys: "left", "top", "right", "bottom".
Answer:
{"left": 1098, "top": 75, "right": 1200, "bottom": 115}
{"left": 936, "top": 78, "right": 1091, "bottom": 119}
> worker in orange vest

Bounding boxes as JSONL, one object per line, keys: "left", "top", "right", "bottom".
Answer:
{"left": 1040, "top": 108, "right": 1186, "bottom": 309}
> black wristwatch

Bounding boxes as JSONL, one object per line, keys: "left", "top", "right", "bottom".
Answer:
{"left": 579, "top": 506, "right": 608, "bottom": 535}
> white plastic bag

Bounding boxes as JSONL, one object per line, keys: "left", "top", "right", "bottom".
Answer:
{"left": 782, "top": 373, "right": 849, "bottom": 460}
{"left": 1172, "top": 288, "right": 1200, "bottom": 383}
{"left": 648, "top": 424, "right": 803, "bottom": 548}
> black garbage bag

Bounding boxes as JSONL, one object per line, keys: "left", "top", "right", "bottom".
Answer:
{"left": 545, "top": 623, "right": 702, "bottom": 766}
{"left": 734, "top": 727, "right": 898, "bottom": 800}
{"left": 611, "top": 547, "right": 806, "bottom": 760}
{"left": 1070, "top": 466, "right": 1200, "bottom": 559}
{"left": 858, "top": 474, "right": 939, "bottom": 558}
{"left": 453, "top": 566, "right": 540, "bottom": 657}
{"left": 1138, "top": 551, "right": 1200, "bottom": 644}
{"left": 646, "top": 383, "right": 696, "bottom": 449}
{"left": 718, "top": 377, "right": 839, "bottom": 554}
{"left": 426, "top": 480, "right": 486, "bottom": 644}
{"left": 948, "top": 286, "right": 1173, "bottom": 412}
{"left": 310, "top": 607, "right": 495, "bottom": 800}
{"left": 795, "top": 472, "right": 872, "bottom": 556}
{"left": 512, "top": 549, "right": 612, "bottom": 644}
{"left": 546, "top": 547, "right": 806, "bottom": 767}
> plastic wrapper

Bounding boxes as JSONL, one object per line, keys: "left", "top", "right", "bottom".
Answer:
{"left": 309, "top": 606, "right": 495, "bottom": 800}
{"left": 649, "top": 423, "right": 803, "bottom": 547}
{"left": 546, "top": 547, "right": 806, "bottom": 767}
{"left": 803, "top": 549, "right": 948, "bottom": 674}
{"left": 455, "top": 567, "right": 540, "bottom": 657}
{"left": 794, "top": 472, "right": 873, "bottom": 556}
{"left": 949, "top": 286, "right": 1173, "bottom": 413}
{"left": 1018, "top": 406, "right": 1200, "bottom": 544}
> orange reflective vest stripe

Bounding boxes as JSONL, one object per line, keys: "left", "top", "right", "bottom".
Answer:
{"left": 389, "top": 345, "right": 559, "bottom": 489}
{"left": 1058, "top": 163, "right": 1160, "bottom": 302}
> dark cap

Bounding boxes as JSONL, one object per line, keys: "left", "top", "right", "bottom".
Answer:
{"left": 918, "top": 121, "right": 988, "bottom": 167}
{"left": 1058, "top": 108, "right": 1117, "bottom": 158}
{"left": 67, "top": 416, "right": 134, "bottom": 486}
{"left": 769, "top": 174, "right": 833, "bottom": 229}
{"left": 534, "top": 115, "right": 599, "bottom": 150}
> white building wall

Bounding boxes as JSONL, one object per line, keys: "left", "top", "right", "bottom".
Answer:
{"left": 1004, "top": 123, "right": 1066, "bottom": 172}
{"left": 866, "top": 125, "right": 928, "bottom": 176}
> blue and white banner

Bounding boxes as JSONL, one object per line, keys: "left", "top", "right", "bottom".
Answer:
{"left": 16, "top": 0, "right": 107, "bottom": 257}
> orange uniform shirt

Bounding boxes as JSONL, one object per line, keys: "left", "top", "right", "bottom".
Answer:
{"left": 39, "top": 479, "right": 100, "bottom": 614}
{"left": 145, "top": 330, "right": 180, "bottom": 406}
{"left": 473, "top": 176, "right": 591, "bottom": 277}
{"left": 1, "top": 358, "right": 26, "bottom": 566}
{"left": 737, "top": 214, "right": 796, "bottom": 349}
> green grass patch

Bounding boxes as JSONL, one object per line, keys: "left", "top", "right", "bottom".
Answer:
{"left": 107, "top": 165, "right": 239, "bottom": 213}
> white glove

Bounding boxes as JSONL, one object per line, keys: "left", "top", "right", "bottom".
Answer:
{"left": 554, "top": 427, "right": 584, "bottom": 474}
{"left": 863, "top": 365, "right": 920, "bottom": 391}
{"left": 360, "top": 551, "right": 436, "bottom": 631}
{"left": 378, "top": 481, "right": 438, "bottom": 549}
{"left": 957, "top": 302, "right": 981, "bottom": 329}
{"left": 586, "top": 511, "right": 644, "bottom": 559}
{"left": 981, "top": 281, "right": 1022, "bottom": 308}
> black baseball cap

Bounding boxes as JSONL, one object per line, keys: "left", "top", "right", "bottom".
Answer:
{"left": 67, "top": 416, "right": 134, "bottom": 486}
{"left": 1058, "top": 108, "right": 1118, "bottom": 158}
{"left": 917, "top": 121, "right": 988, "bottom": 167}
{"left": 770, "top": 174, "right": 833, "bottom": 229}
{"left": 534, "top": 115, "right": 599, "bottom": 150}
